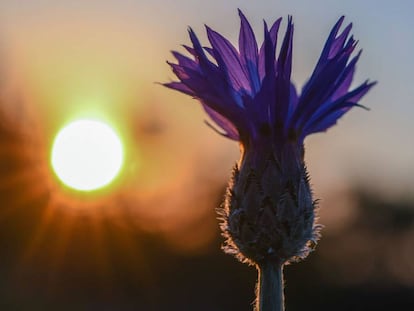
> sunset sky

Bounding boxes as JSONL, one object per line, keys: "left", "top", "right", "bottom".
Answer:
{"left": 0, "top": 1, "right": 413, "bottom": 309}
{"left": 0, "top": 0, "right": 412, "bottom": 235}
{"left": 1, "top": 0, "right": 412, "bottom": 196}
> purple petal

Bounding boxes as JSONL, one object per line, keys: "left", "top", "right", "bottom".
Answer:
{"left": 202, "top": 103, "right": 240, "bottom": 140}
{"left": 301, "top": 81, "right": 375, "bottom": 135}
{"left": 328, "top": 23, "right": 352, "bottom": 59}
{"left": 238, "top": 10, "right": 260, "bottom": 93}
{"left": 206, "top": 26, "right": 251, "bottom": 93}
{"left": 303, "top": 109, "right": 346, "bottom": 136}
{"left": 167, "top": 61, "right": 192, "bottom": 80}
{"left": 317, "top": 16, "right": 345, "bottom": 65}
{"left": 183, "top": 45, "right": 196, "bottom": 56}
{"left": 302, "top": 100, "right": 367, "bottom": 137}
{"left": 273, "top": 17, "right": 293, "bottom": 125}
{"left": 164, "top": 81, "right": 195, "bottom": 96}
{"left": 286, "top": 83, "right": 298, "bottom": 128}
{"left": 348, "top": 80, "right": 377, "bottom": 102}
{"left": 277, "top": 16, "right": 293, "bottom": 79}
{"left": 255, "top": 23, "right": 279, "bottom": 123}
{"left": 204, "top": 46, "right": 215, "bottom": 57}
{"left": 172, "top": 51, "right": 199, "bottom": 70}
{"left": 330, "top": 50, "right": 361, "bottom": 101}
{"left": 258, "top": 18, "right": 282, "bottom": 81}
{"left": 188, "top": 28, "right": 215, "bottom": 70}
{"left": 293, "top": 48, "right": 355, "bottom": 128}
{"left": 188, "top": 27, "right": 228, "bottom": 78}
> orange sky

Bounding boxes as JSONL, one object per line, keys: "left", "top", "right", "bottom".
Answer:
{"left": 0, "top": 1, "right": 413, "bottom": 255}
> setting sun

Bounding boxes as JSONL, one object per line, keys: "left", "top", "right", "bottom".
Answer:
{"left": 51, "top": 119, "right": 124, "bottom": 191}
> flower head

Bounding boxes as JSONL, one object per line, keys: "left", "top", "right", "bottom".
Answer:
{"left": 165, "top": 11, "right": 374, "bottom": 265}
{"left": 165, "top": 10, "right": 375, "bottom": 148}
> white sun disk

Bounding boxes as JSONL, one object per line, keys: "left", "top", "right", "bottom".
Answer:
{"left": 51, "top": 120, "right": 124, "bottom": 191}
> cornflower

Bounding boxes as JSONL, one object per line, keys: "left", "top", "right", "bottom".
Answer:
{"left": 165, "top": 10, "right": 375, "bottom": 311}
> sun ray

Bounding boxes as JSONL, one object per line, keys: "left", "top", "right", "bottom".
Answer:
{"left": 42, "top": 211, "right": 77, "bottom": 293}
{"left": 86, "top": 209, "right": 114, "bottom": 281}
{"left": 17, "top": 200, "right": 58, "bottom": 268}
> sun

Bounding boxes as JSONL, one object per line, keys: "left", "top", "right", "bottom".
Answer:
{"left": 51, "top": 119, "right": 124, "bottom": 191}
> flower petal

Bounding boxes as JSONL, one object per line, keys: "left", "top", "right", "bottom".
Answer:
{"left": 258, "top": 18, "right": 282, "bottom": 81}
{"left": 238, "top": 9, "right": 260, "bottom": 94}
{"left": 328, "top": 23, "right": 353, "bottom": 59}
{"left": 301, "top": 81, "right": 375, "bottom": 136}
{"left": 172, "top": 51, "right": 199, "bottom": 70}
{"left": 206, "top": 26, "right": 251, "bottom": 93}
{"left": 317, "top": 16, "right": 345, "bottom": 66}
{"left": 330, "top": 50, "right": 361, "bottom": 101}
{"left": 202, "top": 103, "right": 240, "bottom": 140}
{"left": 273, "top": 17, "right": 293, "bottom": 126}
{"left": 164, "top": 81, "right": 195, "bottom": 96}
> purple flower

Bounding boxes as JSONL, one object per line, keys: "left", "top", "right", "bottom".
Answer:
{"left": 165, "top": 11, "right": 374, "bottom": 265}
{"left": 165, "top": 10, "right": 375, "bottom": 148}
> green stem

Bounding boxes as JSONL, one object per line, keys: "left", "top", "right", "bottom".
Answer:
{"left": 256, "top": 262, "right": 284, "bottom": 311}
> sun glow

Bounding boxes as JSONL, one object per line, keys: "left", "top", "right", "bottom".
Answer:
{"left": 51, "top": 119, "right": 124, "bottom": 191}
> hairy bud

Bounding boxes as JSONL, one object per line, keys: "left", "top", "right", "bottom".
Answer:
{"left": 218, "top": 143, "right": 321, "bottom": 265}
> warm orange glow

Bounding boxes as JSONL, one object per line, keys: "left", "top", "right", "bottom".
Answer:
{"left": 0, "top": 96, "right": 228, "bottom": 294}
{"left": 0, "top": 3, "right": 239, "bottom": 295}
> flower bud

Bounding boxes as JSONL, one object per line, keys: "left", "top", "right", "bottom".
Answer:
{"left": 219, "top": 143, "right": 321, "bottom": 265}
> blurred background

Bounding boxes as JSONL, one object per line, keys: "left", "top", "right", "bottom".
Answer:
{"left": 0, "top": 0, "right": 413, "bottom": 310}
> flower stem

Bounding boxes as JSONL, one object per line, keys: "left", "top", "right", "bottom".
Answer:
{"left": 256, "top": 262, "right": 285, "bottom": 311}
